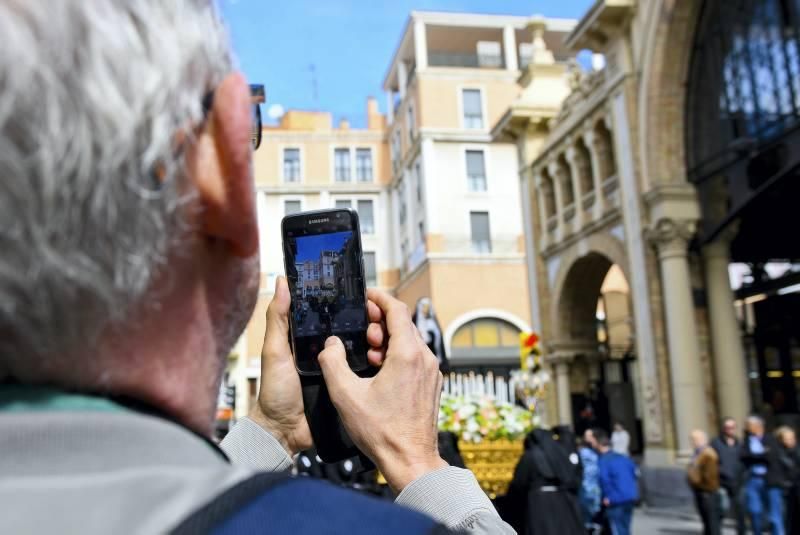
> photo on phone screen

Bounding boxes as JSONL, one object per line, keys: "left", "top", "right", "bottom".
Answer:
{"left": 282, "top": 209, "right": 369, "bottom": 376}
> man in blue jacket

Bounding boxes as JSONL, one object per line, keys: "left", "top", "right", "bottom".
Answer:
{"left": 594, "top": 428, "right": 639, "bottom": 535}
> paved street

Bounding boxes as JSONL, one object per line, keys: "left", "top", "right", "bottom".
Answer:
{"left": 633, "top": 508, "right": 737, "bottom": 534}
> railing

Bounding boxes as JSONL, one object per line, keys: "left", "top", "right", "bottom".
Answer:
{"left": 428, "top": 51, "right": 505, "bottom": 69}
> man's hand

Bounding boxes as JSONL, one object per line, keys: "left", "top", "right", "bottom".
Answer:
{"left": 248, "top": 276, "right": 312, "bottom": 456}
{"left": 318, "top": 289, "right": 448, "bottom": 493}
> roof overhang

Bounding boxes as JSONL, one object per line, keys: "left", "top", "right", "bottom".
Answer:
{"left": 564, "top": 0, "right": 635, "bottom": 51}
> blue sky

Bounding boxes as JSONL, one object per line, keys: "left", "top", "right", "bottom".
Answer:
{"left": 218, "top": 0, "right": 594, "bottom": 127}
{"left": 295, "top": 231, "right": 352, "bottom": 262}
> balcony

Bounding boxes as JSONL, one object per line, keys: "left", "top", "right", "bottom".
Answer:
{"left": 428, "top": 51, "right": 505, "bottom": 69}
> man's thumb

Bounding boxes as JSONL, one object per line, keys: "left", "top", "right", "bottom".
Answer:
{"left": 318, "top": 336, "right": 357, "bottom": 395}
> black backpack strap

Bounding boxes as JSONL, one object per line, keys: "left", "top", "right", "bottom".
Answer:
{"left": 170, "top": 472, "right": 289, "bottom": 535}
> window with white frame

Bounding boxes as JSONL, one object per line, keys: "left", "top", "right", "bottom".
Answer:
{"left": 391, "top": 129, "right": 401, "bottom": 167}
{"left": 357, "top": 200, "right": 374, "bottom": 234}
{"left": 363, "top": 252, "right": 377, "bottom": 287}
{"left": 462, "top": 89, "right": 483, "bottom": 129}
{"left": 415, "top": 161, "right": 423, "bottom": 202}
{"left": 355, "top": 148, "right": 373, "bottom": 182}
{"left": 407, "top": 104, "right": 415, "bottom": 143}
{"left": 470, "top": 211, "right": 491, "bottom": 253}
{"left": 334, "top": 148, "right": 351, "bottom": 182}
{"left": 283, "top": 148, "right": 301, "bottom": 182}
{"left": 418, "top": 221, "right": 425, "bottom": 245}
{"left": 398, "top": 181, "right": 406, "bottom": 224}
{"left": 466, "top": 150, "right": 487, "bottom": 192}
{"left": 335, "top": 199, "right": 351, "bottom": 210}
{"left": 284, "top": 200, "right": 301, "bottom": 215}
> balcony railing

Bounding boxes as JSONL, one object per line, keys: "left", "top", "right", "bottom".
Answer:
{"left": 428, "top": 51, "right": 505, "bottom": 69}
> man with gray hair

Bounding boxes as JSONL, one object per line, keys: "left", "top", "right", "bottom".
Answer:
{"left": 0, "top": 1, "right": 513, "bottom": 533}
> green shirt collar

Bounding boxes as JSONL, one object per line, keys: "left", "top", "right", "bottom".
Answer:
{"left": 0, "top": 384, "right": 126, "bottom": 413}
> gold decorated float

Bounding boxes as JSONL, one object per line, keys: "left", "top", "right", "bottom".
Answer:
{"left": 458, "top": 438, "right": 524, "bottom": 498}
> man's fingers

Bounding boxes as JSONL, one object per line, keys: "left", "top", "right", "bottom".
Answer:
{"left": 367, "top": 299, "right": 384, "bottom": 323}
{"left": 263, "top": 276, "right": 291, "bottom": 364}
{"left": 318, "top": 336, "right": 359, "bottom": 398}
{"left": 367, "top": 347, "right": 386, "bottom": 367}
{"left": 366, "top": 289, "right": 414, "bottom": 338}
{"left": 366, "top": 322, "right": 386, "bottom": 348}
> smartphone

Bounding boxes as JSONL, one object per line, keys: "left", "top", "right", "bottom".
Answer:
{"left": 282, "top": 208, "right": 370, "bottom": 376}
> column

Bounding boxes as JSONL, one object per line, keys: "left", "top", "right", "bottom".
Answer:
{"left": 547, "top": 161, "right": 565, "bottom": 241}
{"left": 503, "top": 25, "right": 518, "bottom": 71}
{"left": 552, "top": 355, "right": 574, "bottom": 427}
{"left": 413, "top": 19, "right": 428, "bottom": 70}
{"left": 398, "top": 61, "right": 408, "bottom": 99}
{"left": 703, "top": 239, "right": 750, "bottom": 425}
{"left": 648, "top": 218, "right": 708, "bottom": 458}
{"left": 565, "top": 146, "right": 585, "bottom": 230}
{"left": 386, "top": 90, "right": 394, "bottom": 125}
{"left": 521, "top": 169, "right": 542, "bottom": 331}
{"left": 583, "top": 130, "right": 605, "bottom": 220}
{"left": 534, "top": 172, "right": 549, "bottom": 249}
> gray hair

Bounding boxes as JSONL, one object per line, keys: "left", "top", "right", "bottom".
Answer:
{"left": 0, "top": 0, "right": 233, "bottom": 377}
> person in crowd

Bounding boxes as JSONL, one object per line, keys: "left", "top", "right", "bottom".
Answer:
{"left": 595, "top": 428, "right": 639, "bottom": 535}
{"left": 775, "top": 426, "right": 800, "bottom": 535}
{"left": 505, "top": 428, "right": 584, "bottom": 534}
{"left": 611, "top": 422, "right": 631, "bottom": 456}
{"left": 688, "top": 430, "right": 721, "bottom": 535}
{"left": 0, "top": 2, "right": 514, "bottom": 533}
{"left": 578, "top": 429, "right": 603, "bottom": 534}
{"left": 741, "top": 415, "right": 786, "bottom": 535}
{"left": 711, "top": 417, "right": 746, "bottom": 535}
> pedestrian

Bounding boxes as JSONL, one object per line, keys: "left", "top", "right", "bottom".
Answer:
{"left": 0, "top": 2, "right": 514, "bottom": 533}
{"left": 505, "top": 428, "right": 585, "bottom": 535}
{"left": 741, "top": 415, "right": 786, "bottom": 535}
{"left": 711, "top": 417, "right": 746, "bottom": 535}
{"left": 611, "top": 422, "right": 631, "bottom": 456}
{"left": 595, "top": 428, "right": 639, "bottom": 535}
{"left": 688, "top": 430, "right": 722, "bottom": 535}
{"left": 775, "top": 426, "right": 800, "bottom": 535}
{"left": 578, "top": 429, "right": 603, "bottom": 534}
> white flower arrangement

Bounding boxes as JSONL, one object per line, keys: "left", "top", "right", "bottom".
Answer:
{"left": 438, "top": 393, "right": 534, "bottom": 444}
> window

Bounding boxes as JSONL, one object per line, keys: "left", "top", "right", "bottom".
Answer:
{"left": 335, "top": 199, "right": 351, "bottom": 210}
{"left": 398, "top": 181, "right": 406, "bottom": 224}
{"left": 334, "top": 148, "right": 351, "bottom": 182}
{"left": 283, "top": 148, "right": 301, "bottom": 182}
{"left": 451, "top": 318, "right": 520, "bottom": 350}
{"left": 415, "top": 162, "right": 423, "bottom": 202}
{"left": 284, "top": 200, "right": 301, "bottom": 215}
{"left": 470, "top": 211, "right": 491, "bottom": 253}
{"left": 466, "top": 150, "right": 487, "bottom": 192}
{"left": 407, "top": 104, "right": 416, "bottom": 143}
{"left": 357, "top": 200, "right": 374, "bottom": 234}
{"left": 363, "top": 252, "right": 377, "bottom": 287}
{"left": 419, "top": 221, "right": 425, "bottom": 244}
{"left": 391, "top": 129, "right": 402, "bottom": 167}
{"left": 355, "top": 148, "right": 373, "bottom": 182}
{"left": 462, "top": 89, "right": 483, "bottom": 129}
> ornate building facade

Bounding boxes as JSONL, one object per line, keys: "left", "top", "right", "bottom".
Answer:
{"left": 497, "top": 0, "right": 800, "bottom": 475}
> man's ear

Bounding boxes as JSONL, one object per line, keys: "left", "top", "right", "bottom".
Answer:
{"left": 191, "top": 71, "right": 258, "bottom": 258}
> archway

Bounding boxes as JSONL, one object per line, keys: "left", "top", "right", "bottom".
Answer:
{"left": 553, "top": 253, "right": 643, "bottom": 453}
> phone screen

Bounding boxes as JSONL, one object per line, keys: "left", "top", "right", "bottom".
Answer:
{"left": 282, "top": 209, "right": 369, "bottom": 375}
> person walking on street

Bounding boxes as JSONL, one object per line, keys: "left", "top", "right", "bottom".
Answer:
{"left": 741, "top": 415, "right": 786, "bottom": 535}
{"left": 595, "top": 428, "right": 639, "bottom": 535}
{"left": 611, "top": 423, "right": 631, "bottom": 456}
{"left": 688, "top": 430, "right": 722, "bottom": 535}
{"left": 578, "top": 429, "right": 603, "bottom": 534}
{"left": 775, "top": 426, "right": 800, "bottom": 535}
{"left": 711, "top": 417, "right": 746, "bottom": 535}
{"left": 505, "top": 428, "right": 585, "bottom": 535}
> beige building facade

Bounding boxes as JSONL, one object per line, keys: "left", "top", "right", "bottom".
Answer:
{"left": 498, "top": 0, "right": 800, "bottom": 477}
{"left": 382, "top": 11, "right": 576, "bottom": 375}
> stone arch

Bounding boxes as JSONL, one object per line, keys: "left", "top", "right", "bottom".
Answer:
{"left": 444, "top": 308, "right": 531, "bottom": 357}
{"left": 638, "top": 0, "right": 702, "bottom": 190}
{"left": 549, "top": 232, "right": 630, "bottom": 344}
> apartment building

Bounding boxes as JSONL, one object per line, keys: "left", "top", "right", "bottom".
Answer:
{"left": 382, "top": 11, "right": 575, "bottom": 376}
{"left": 226, "top": 98, "right": 392, "bottom": 415}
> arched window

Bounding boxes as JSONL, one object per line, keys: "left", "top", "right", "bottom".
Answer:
{"left": 540, "top": 167, "right": 557, "bottom": 219}
{"left": 450, "top": 318, "right": 521, "bottom": 365}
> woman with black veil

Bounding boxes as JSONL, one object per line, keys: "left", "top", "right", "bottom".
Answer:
{"left": 503, "top": 428, "right": 584, "bottom": 534}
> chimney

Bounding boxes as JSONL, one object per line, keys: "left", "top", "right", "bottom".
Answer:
{"left": 366, "top": 96, "right": 386, "bottom": 130}
{"left": 339, "top": 118, "right": 350, "bottom": 130}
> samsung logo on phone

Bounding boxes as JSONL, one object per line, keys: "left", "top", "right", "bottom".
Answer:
{"left": 309, "top": 218, "right": 329, "bottom": 224}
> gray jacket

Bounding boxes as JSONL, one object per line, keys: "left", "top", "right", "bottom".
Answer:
{"left": 0, "top": 409, "right": 514, "bottom": 534}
